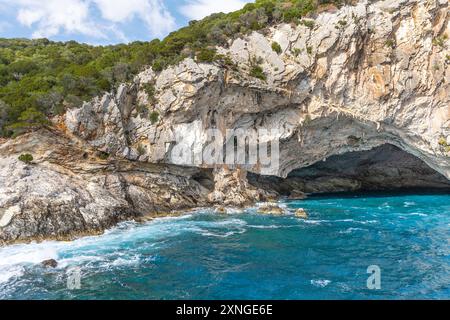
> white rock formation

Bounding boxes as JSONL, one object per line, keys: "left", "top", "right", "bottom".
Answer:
{"left": 64, "top": 0, "right": 449, "bottom": 180}
{"left": 0, "top": 130, "right": 212, "bottom": 244}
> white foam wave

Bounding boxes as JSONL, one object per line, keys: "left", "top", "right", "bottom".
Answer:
{"left": 311, "top": 279, "right": 331, "bottom": 288}
{"left": 199, "top": 229, "right": 246, "bottom": 238}
{"left": 248, "top": 224, "right": 282, "bottom": 229}
{"left": 379, "top": 202, "right": 392, "bottom": 209}
{"left": 110, "top": 254, "right": 142, "bottom": 267}
{"left": 0, "top": 265, "right": 25, "bottom": 284}
{"left": 152, "top": 214, "right": 194, "bottom": 222}
{"left": 338, "top": 227, "right": 365, "bottom": 234}
{"left": 300, "top": 220, "right": 322, "bottom": 225}
{"left": 57, "top": 255, "right": 106, "bottom": 268}
{"left": 0, "top": 241, "right": 61, "bottom": 285}
{"left": 404, "top": 202, "right": 416, "bottom": 207}
{"left": 0, "top": 243, "right": 59, "bottom": 267}
{"left": 409, "top": 212, "right": 428, "bottom": 217}
{"left": 358, "top": 220, "right": 378, "bottom": 225}
{"left": 223, "top": 208, "right": 245, "bottom": 214}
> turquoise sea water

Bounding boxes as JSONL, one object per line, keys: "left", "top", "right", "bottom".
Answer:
{"left": 0, "top": 192, "right": 449, "bottom": 300}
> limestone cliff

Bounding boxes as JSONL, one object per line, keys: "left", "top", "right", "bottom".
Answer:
{"left": 65, "top": 0, "right": 449, "bottom": 178}
{"left": 0, "top": 0, "right": 449, "bottom": 244}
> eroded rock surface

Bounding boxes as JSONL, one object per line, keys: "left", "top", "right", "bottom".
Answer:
{"left": 64, "top": 0, "right": 449, "bottom": 181}
{"left": 0, "top": 130, "right": 212, "bottom": 244}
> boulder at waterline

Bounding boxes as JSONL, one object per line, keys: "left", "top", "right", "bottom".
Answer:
{"left": 258, "top": 204, "right": 285, "bottom": 215}
{"left": 295, "top": 208, "right": 308, "bottom": 219}
{"left": 41, "top": 259, "right": 58, "bottom": 268}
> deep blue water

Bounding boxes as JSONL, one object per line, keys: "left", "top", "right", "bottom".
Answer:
{"left": 0, "top": 192, "right": 449, "bottom": 300}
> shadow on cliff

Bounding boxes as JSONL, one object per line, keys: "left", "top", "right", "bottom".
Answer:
{"left": 248, "top": 144, "right": 450, "bottom": 197}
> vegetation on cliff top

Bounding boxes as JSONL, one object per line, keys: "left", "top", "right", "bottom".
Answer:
{"left": 0, "top": 0, "right": 348, "bottom": 137}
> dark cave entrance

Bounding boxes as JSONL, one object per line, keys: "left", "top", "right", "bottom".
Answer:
{"left": 248, "top": 144, "right": 450, "bottom": 196}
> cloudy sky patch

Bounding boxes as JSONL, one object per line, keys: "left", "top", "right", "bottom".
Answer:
{"left": 0, "top": 0, "right": 253, "bottom": 44}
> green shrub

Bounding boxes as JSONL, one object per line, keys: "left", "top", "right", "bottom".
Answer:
{"left": 18, "top": 153, "right": 33, "bottom": 164}
{"left": 149, "top": 111, "right": 160, "bottom": 125}
{"left": 7, "top": 107, "right": 50, "bottom": 136}
{"left": 385, "top": 39, "right": 395, "bottom": 49}
{"left": 438, "top": 136, "right": 450, "bottom": 153}
{"left": 249, "top": 54, "right": 267, "bottom": 80}
{"left": 142, "top": 83, "right": 155, "bottom": 96}
{"left": 337, "top": 19, "right": 347, "bottom": 27}
{"left": 196, "top": 48, "right": 217, "bottom": 63}
{"left": 216, "top": 54, "right": 238, "bottom": 70}
{"left": 136, "top": 104, "right": 148, "bottom": 117}
{"left": 282, "top": 0, "right": 316, "bottom": 22}
{"left": 292, "top": 48, "right": 302, "bottom": 57}
{"left": 250, "top": 65, "right": 267, "bottom": 80}
{"left": 137, "top": 144, "right": 146, "bottom": 156}
{"left": 433, "top": 34, "right": 448, "bottom": 48}
{"left": 300, "top": 19, "right": 315, "bottom": 29}
{"left": 271, "top": 42, "right": 282, "bottom": 54}
{"left": 438, "top": 136, "right": 448, "bottom": 147}
{"left": 283, "top": 8, "right": 301, "bottom": 23}
{"left": 141, "top": 83, "right": 157, "bottom": 105}
{"left": 151, "top": 59, "right": 166, "bottom": 72}
{"left": 97, "top": 151, "right": 110, "bottom": 160}
{"left": 303, "top": 114, "right": 312, "bottom": 126}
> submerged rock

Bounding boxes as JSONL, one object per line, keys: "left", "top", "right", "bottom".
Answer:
{"left": 295, "top": 208, "right": 308, "bottom": 219}
{"left": 215, "top": 206, "right": 227, "bottom": 214}
{"left": 41, "top": 259, "right": 58, "bottom": 268}
{"left": 258, "top": 204, "right": 285, "bottom": 215}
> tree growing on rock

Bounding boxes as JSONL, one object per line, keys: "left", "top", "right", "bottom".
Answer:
{"left": 7, "top": 107, "right": 50, "bottom": 136}
{"left": 18, "top": 153, "right": 33, "bottom": 164}
{"left": 0, "top": 100, "right": 8, "bottom": 136}
{"left": 272, "top": 41, "right": 282, "bottom": 54}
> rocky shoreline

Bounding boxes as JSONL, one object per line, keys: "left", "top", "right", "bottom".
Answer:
{"left": 0, "top": 129, "right": 448, "bottom": 245}
{"left": 0, "top": 129, "right": 231, "bottom": 245}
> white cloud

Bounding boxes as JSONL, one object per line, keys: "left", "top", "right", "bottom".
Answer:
{"left": 93, "top": 0, "right": 175, "bottom": 37}
{"left": 179, "top": 0, "right": 251, "bottom": 21}
{"left": 13, "top": 0, "right": 103, "bottom": 38}
{"left": 0, "top": 0, "right": 176, "bottom": 41}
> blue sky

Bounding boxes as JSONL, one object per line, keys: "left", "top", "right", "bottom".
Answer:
{"left": 0, "top": 0, "right": 253, "bottom": 45}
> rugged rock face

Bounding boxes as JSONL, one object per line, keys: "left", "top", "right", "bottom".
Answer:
{"left": 65, "top": 0, "right": 449, "bottom": 180}
{"left": 0, "top": 0, "right": 449, "bottom": 244}
{"left": 0, "top": 130, "right": 212, "bottom": 244}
